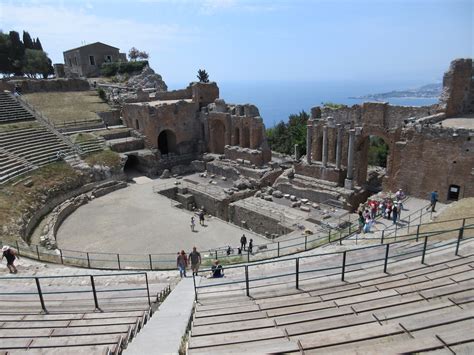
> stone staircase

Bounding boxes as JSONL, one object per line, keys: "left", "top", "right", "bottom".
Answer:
{"left": 0, "top": 91, "right": 36, "bottom": 123}
{"left": 75, "top": 136, "right": 106, "bottom": 154}
{"left": 0, "top": 125, "right": 76, "bottom": 184}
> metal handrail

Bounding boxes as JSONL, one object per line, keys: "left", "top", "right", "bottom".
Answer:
{"left": 193, "top": 220, "right": 473, "bottom": 300}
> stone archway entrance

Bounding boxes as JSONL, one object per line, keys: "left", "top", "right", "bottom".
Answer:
{"left": 158, "top": 130, "right": 177, "bottom": 155}
{"left": 210, "top": 120, "right": 226, "bottom": 154}
{"left": 355, "top": 133, "right": 392, "bottom": 192}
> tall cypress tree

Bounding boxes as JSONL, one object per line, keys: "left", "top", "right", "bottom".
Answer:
{"left": 34, "top": 37, "right": 43, "bottom": 51}
{"left": 8, "top": 31, "right": 25, "bottom": 75}
{"left": 22, "top": 31, "right": 34, "bottom": 49}
{"left": 0, "top": 32, "right": 12, "bottom": 75}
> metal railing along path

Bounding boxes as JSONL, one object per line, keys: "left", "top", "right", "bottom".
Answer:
{"left": 192, "top": 219, "right": 474, "bottom": 301}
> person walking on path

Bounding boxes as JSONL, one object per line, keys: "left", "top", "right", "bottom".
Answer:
{"left": 198, "top": 210, "right": 205, "bottom": 226}
{"left": 240, "top": 234, "right": 247, "bottom": 251}
{"left": 190, "top": 216, "right": 196, "bottom": 232}
{"left": 248, "top": 239, "right": 253, "bottom": 254}
{"left": 429, "top": 191, "right": 438, "bottom": 212}
{"left": 176, "top": 250, "right": 188, "bottom": 278}
{"left": 1, "top": 246, "right": 19, "bottom": 274}
{"left": 189, "top": 246, "right": 201, "bottom": 276}
{"left": 392, "top": 204, "right": 398, "bottom": 225}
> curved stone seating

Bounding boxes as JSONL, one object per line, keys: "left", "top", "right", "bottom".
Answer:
{"left": 188, "top": 238, "right": 474, "bottom": 354}
{"left": 0, "top": 273, "right": 170, "bottom": 354}
{"left": 0, "top": 92, "right": 36, "bottom": 124}
{"left": 0, "top": 125, "right": 75, "bottom": 183}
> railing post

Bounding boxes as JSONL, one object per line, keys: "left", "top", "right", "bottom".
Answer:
{"left": 277, "top": 242, "right": 280, "bottom": 257}
{"left": 117, "top": 254, "right": 121, "bottom": 270}
{"left": 215, "top": 250, "right": 218, "bottom": 260}
{"left": 383, "top": 244, "right": 390, "bottom": 274}
{"left": 328, "top": 230, "right": 331, "bottom": 243}
{"left": 416, "top": 225, "right": 420, "bottom": 242}
{"left": 408, "top": 215, "right": 411, "bottom": 233}
{"left": 87, "top": 252, "right": 91, "bottom": 268}
{"left": 247, "top": 248, "right": 250, "bottom": 262}
{"left": 421, "top": 235, "right": 428, "bottom": 265}
{"left": 36, "top": 245, "right": 40, "bottom": 260}
{"left": 296, "top": 258, "right": 300, "bottom": 289}
{"left": 149, "top": 254, "right": 153, "bottom": 270}
{"left": 35, "top": 277, "right": 47, "bottom": 313}
{"left": 144, "top": 273, "right": 151, "bottom": 306}
{"left": 245, "top": 265, "right": 250, "bottom": 297}
{"left": 455, "top": 218, "right": 465, "bottom": 256}
{"left": 381, "top": 230, "right": 385, "bottom": 245}
{"left": 193, "top": 273, "right": 198, "bottom": 302}
{"left": 90, "top": 275, "right": 100, "bottom": 311}
{"left": 341, "top": 251, "right": 347, "bottom": 282}
{"left": 59, "top": 249, "right": 63, "bottom": 264}
{"left": 394, "top": 223, "right": 398, "bottom": 241}
{"left": 304, "top": 235, "right": 308, "bottom": 251}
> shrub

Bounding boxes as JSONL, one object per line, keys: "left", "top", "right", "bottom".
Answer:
{"left": 97, "top": 87, "right": 106, "bottom": 101}
{"left": 100, "top": 60, "right": 148, "bottom": 77}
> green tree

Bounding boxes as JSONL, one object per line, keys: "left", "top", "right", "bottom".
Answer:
{"left": 34, "top": 37, "right": 43, "bottom": 51}
{"left": 197, "top": 69, "right": 209, "bottom": 83}
{"left": 22, "top": 31, "right": 34, "bottom": 49}
{"left": 368, "top": 136, "right": 389, "bottom": 167}
{"left": 266, "top": 111, "right": 308, "bottom": 156}
{"left": 0, "top": 32, "right": 12, "bottom": 75}
{"left": 8, "top": 31, "right": 25, "bottom": 75}
{"left": 23, "top": 49, "right": 53, "bottom": 78}
{"left": 128, "top": 47, "right": 149, "bottom": 61}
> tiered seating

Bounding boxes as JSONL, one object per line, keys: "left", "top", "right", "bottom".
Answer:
{"left": 188, "top": 239, "right": 474, "bottom": 354}
{"left": 0, "top": 91, "right": 36, "bottom": 123}
{"left": 0, "top": 126, "right": 76, "bottom": 183}
{"left": 0, "top": 273, "right": 170, "bottom": 354}
{"left": 75, "top": 136, "right": 106, "bottom": 154}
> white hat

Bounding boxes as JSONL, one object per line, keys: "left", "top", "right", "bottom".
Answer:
{"left": 2, "top": 245, "right": 9, "bottom": 252}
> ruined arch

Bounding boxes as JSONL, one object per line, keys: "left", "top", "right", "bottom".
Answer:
{"left": 209, "top": 120, "right": 226, "bottom": 154}
{"left": 234, "top": 127, "right": 240, "bottom": 146}
{"left": 124, "top": 154, "right": 140, "bottom": 173}
{"left": 158, "top": 129, "right": 177, "bottom": 155}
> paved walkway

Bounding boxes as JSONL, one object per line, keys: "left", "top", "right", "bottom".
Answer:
{"left": 125, "top": 277, "right": 197, "bottom": 355}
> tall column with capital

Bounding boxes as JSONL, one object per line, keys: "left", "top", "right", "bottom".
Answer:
{"left": 344, "top": 129, "right": 356, "bottom": 189}
{"left": 335, "top": 124, "right": 343, "bottom": 170}
{"left": 306, "top": 119, "right": 313, "bottom": 164}
{"left": 322, "top": 125, "right": 328, "bottom": 167}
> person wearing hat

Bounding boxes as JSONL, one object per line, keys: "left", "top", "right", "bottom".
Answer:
{"left": 1, "top": 246, "right": 19, "bottom": 274}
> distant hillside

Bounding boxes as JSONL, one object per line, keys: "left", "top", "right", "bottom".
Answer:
{"left": 351, "top": 82, "right": 442, "bottom": 100}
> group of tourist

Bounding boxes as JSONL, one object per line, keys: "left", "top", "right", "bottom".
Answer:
{"left": 1, "top": 245, "right": 19, "bottom": 274}
{"left": 176, "top": 246, "right": 223, "bottom": 279}
{"left": 358, "top": 189, "right": 407, "bottom": 233}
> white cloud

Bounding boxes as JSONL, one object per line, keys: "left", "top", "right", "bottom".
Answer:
{"left": 0, "top": 2, "right": 196, "bottom": 66}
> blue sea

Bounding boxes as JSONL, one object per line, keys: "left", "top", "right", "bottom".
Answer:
{"left": 169, "top": 81, "right": 439, "bottom": 128}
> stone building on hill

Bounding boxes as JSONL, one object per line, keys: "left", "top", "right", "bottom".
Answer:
{"left": 63, "top": 42, "right": 127, "bottom": 78}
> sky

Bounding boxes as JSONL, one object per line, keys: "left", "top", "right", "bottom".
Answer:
{"left": 0, "top": 0, "right": 472, "bottom": 88}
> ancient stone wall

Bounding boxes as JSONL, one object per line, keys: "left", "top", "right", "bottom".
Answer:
{"left": 154, "top": 87, "right": 192, "bottom": 101}
{"left": 0, "top": 78, "right": 90, "bottom": 93}
{"left": 439, "top": 58, "right": 473, "bottom": 116}
{"left": 386, "top": 126, "right": 474, "bottom": 202}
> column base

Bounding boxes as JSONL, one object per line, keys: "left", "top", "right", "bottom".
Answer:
{"left": 344, "top": 178, "right": 353, "bottom": 190}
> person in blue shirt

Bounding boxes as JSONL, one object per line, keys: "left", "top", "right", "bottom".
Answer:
{"left": 430, "top": 191, "right": 438, "bottom": 212}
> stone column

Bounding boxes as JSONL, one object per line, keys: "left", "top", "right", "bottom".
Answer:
{"left": 294, "top": 144, "right": 299, "bottom": 160}
{"left": 306, "top": 119, "right": 313, "bottom": 164}
{"left": 335, "top": 124, "right": 343, "bottom": 170}
{"left": 322, "top": 125, "right": 328, "bottom": 167}
{"left": 344, "top": 129, "right": 356, "bottom": 189}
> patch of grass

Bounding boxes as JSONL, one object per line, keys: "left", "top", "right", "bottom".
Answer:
{"left": 0, "top": 162, "right": 82, "bottom": 244}
{"left": 71, "top": 132, "right": 97, "bottom": 143}
{"left": 22, "top": 91, "right": 113, "bottom": 125}
{"left": 419, "top": 198, "right": 474, "bottom": 241}
{"left": 84, "top": 149, "right": 121, "bottom": 168}
{"left": 0, "top": 121, "right": 40, "bottom": 132}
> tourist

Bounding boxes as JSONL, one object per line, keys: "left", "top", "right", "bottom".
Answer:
{"left": 189, "top": 247, "right": 201, "bottom": 276}
{"left": 386, "top": 203, "right": 392, "bottom": 220}
{"left": 358, "top": 211, "right": 365, "bottom": 233}
{"left": 240, "top": 234, "right": 247, "bottom": 251}
{"left": 176, "top": 250, "right": 188, "bottom": 278}
{"left": 226, "top": 246, "right": 231, "bottom": 256}
{"left": 248, "top": 239, "right": 253, "bottom": 254}
{"left": 1, "top": 246, "right": 19, "bottom": 274}
{"left": 429, "top": 190, "right": 438, "bottom": 212}
{"left": 210, "top": 260, "right": 224, "bottom": 278}
{"left": 392, "top": 204, "right": 398, "bottom": 224}
{"left": 397, "top": 202, "right": 403, "bottom": 221}
{"left": 370, "top": 202, "right": 377, "bottom": 220}
{"left": 395, "top": 189, "right": 405, "bottom": 201}
{"left": 198, "top": 210, "right": 205, "bottom": 226}
{"left": 190, "top": 216, "right": 196, "bottom": 232}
